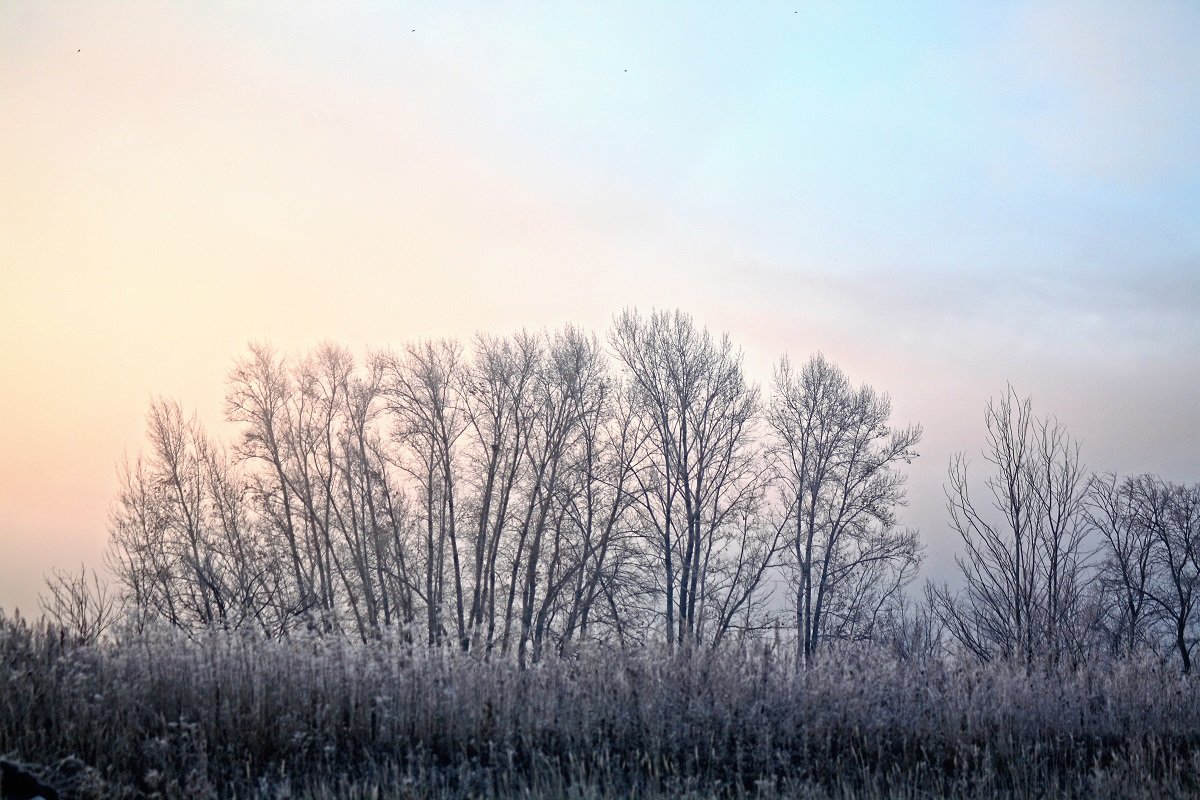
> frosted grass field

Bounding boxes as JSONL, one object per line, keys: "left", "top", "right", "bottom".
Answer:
{"left": 3, "top": 613, "right": 1199, "bottom": 799}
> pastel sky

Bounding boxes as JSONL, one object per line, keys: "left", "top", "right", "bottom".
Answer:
{"left": 2, "top": 1, "right": 1198, "bottom": 616}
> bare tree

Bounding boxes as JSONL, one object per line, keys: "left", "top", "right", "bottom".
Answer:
{"left": 1125, "top": 476, "right": 1200, "bottom": 673}
{"left": 108, "top": 451, "right": 177, "bottom": 629}
{"left": 108, "top": 397, "right": 278, "bottom": 632}
{"left": 934, "top": 388, "right": 1092, "bottom": 665}
{"left": 226, "top": 343, "right": 313, "bottom": 624}
{"left": 384, "top": 340, "right": 469, "bottom": 646}
{"left": 195, "top": 433, "right": 287, "bottom": 632}
{"left": 767, "top": 354, "right": 922, "bottom": 665}
{"left": 459, "top": 332, "right": 540, "bottom": 654}
{"left": 1087, "top": 472, "right": 1157, "bottom": 656}
{"left": 884, "top": 585, "right": 945, "bottom": 664}
{"left": 328, "top": 351, "right": 414, "bottom": 638}
{"left": 284, "top": 344, "right": 361, "bottom": 630}
{"left": 610, "top": 309, "right": 774, "bottom": 650}
{"left": 40, "top": 565, "right": 121, "bottom": 643}
{"left": 149, "top": 397, "right": 223, "bottom": 625}
{"left": 557, "top": 379, "right": 646, "bottom": 654}
{"left": 516, "top": 329, "right": 592, "bottom": 663}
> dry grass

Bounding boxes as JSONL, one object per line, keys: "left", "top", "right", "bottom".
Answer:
{"left": 2, "top": 612, "right": 1198, "bottom": 798}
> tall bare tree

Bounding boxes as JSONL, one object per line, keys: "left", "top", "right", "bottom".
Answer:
{"left": 384, "top": 340, "right": 469, "bottom": 646}
{"left": 935, "top": 388, "right": 1092, "bottom": 664}
{"left": 767, "top": 354, "right": 922, "bottom": 665}
{"left": 109, "top": 397, "right": 278, "bottom": 632}
{"left": 226, "top": 344, "right": 313, "bottom": 623}
{"left": 515, "top": 328, "right": 605, "bottom": 666}
{"left": 556, "top": 379, "right": 645, "bottom": 654}
{"left": 610, "top": 309, "right": 774, "bottom": 649}
{"left": 1125, "top": 476, "right": 1200, "bottom": 673}
{"left": 1087, "top": 472, "right": 1157, "bottom": 656}
{"left": 460, "top": 333, "right": 541, "bottom": 654}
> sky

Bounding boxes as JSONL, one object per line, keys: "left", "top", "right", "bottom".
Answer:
{"left": 2, "top": 1, "right": 1199, "bottom": 617}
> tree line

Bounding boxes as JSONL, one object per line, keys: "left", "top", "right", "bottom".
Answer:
{"left": 51, "top": 309, "right": 1198, "bottom": 672}
{"left": 92, "top": 310, "right": 919, "bottom": 667}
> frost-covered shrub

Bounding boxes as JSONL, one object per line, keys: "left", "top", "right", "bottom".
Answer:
{"left": 2, "top": 612, "right": 1199, "bottom": 798}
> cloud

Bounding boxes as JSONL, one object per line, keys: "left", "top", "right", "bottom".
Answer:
{"left": 726, "top": 258, "right": 1199, "bottom": 374}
